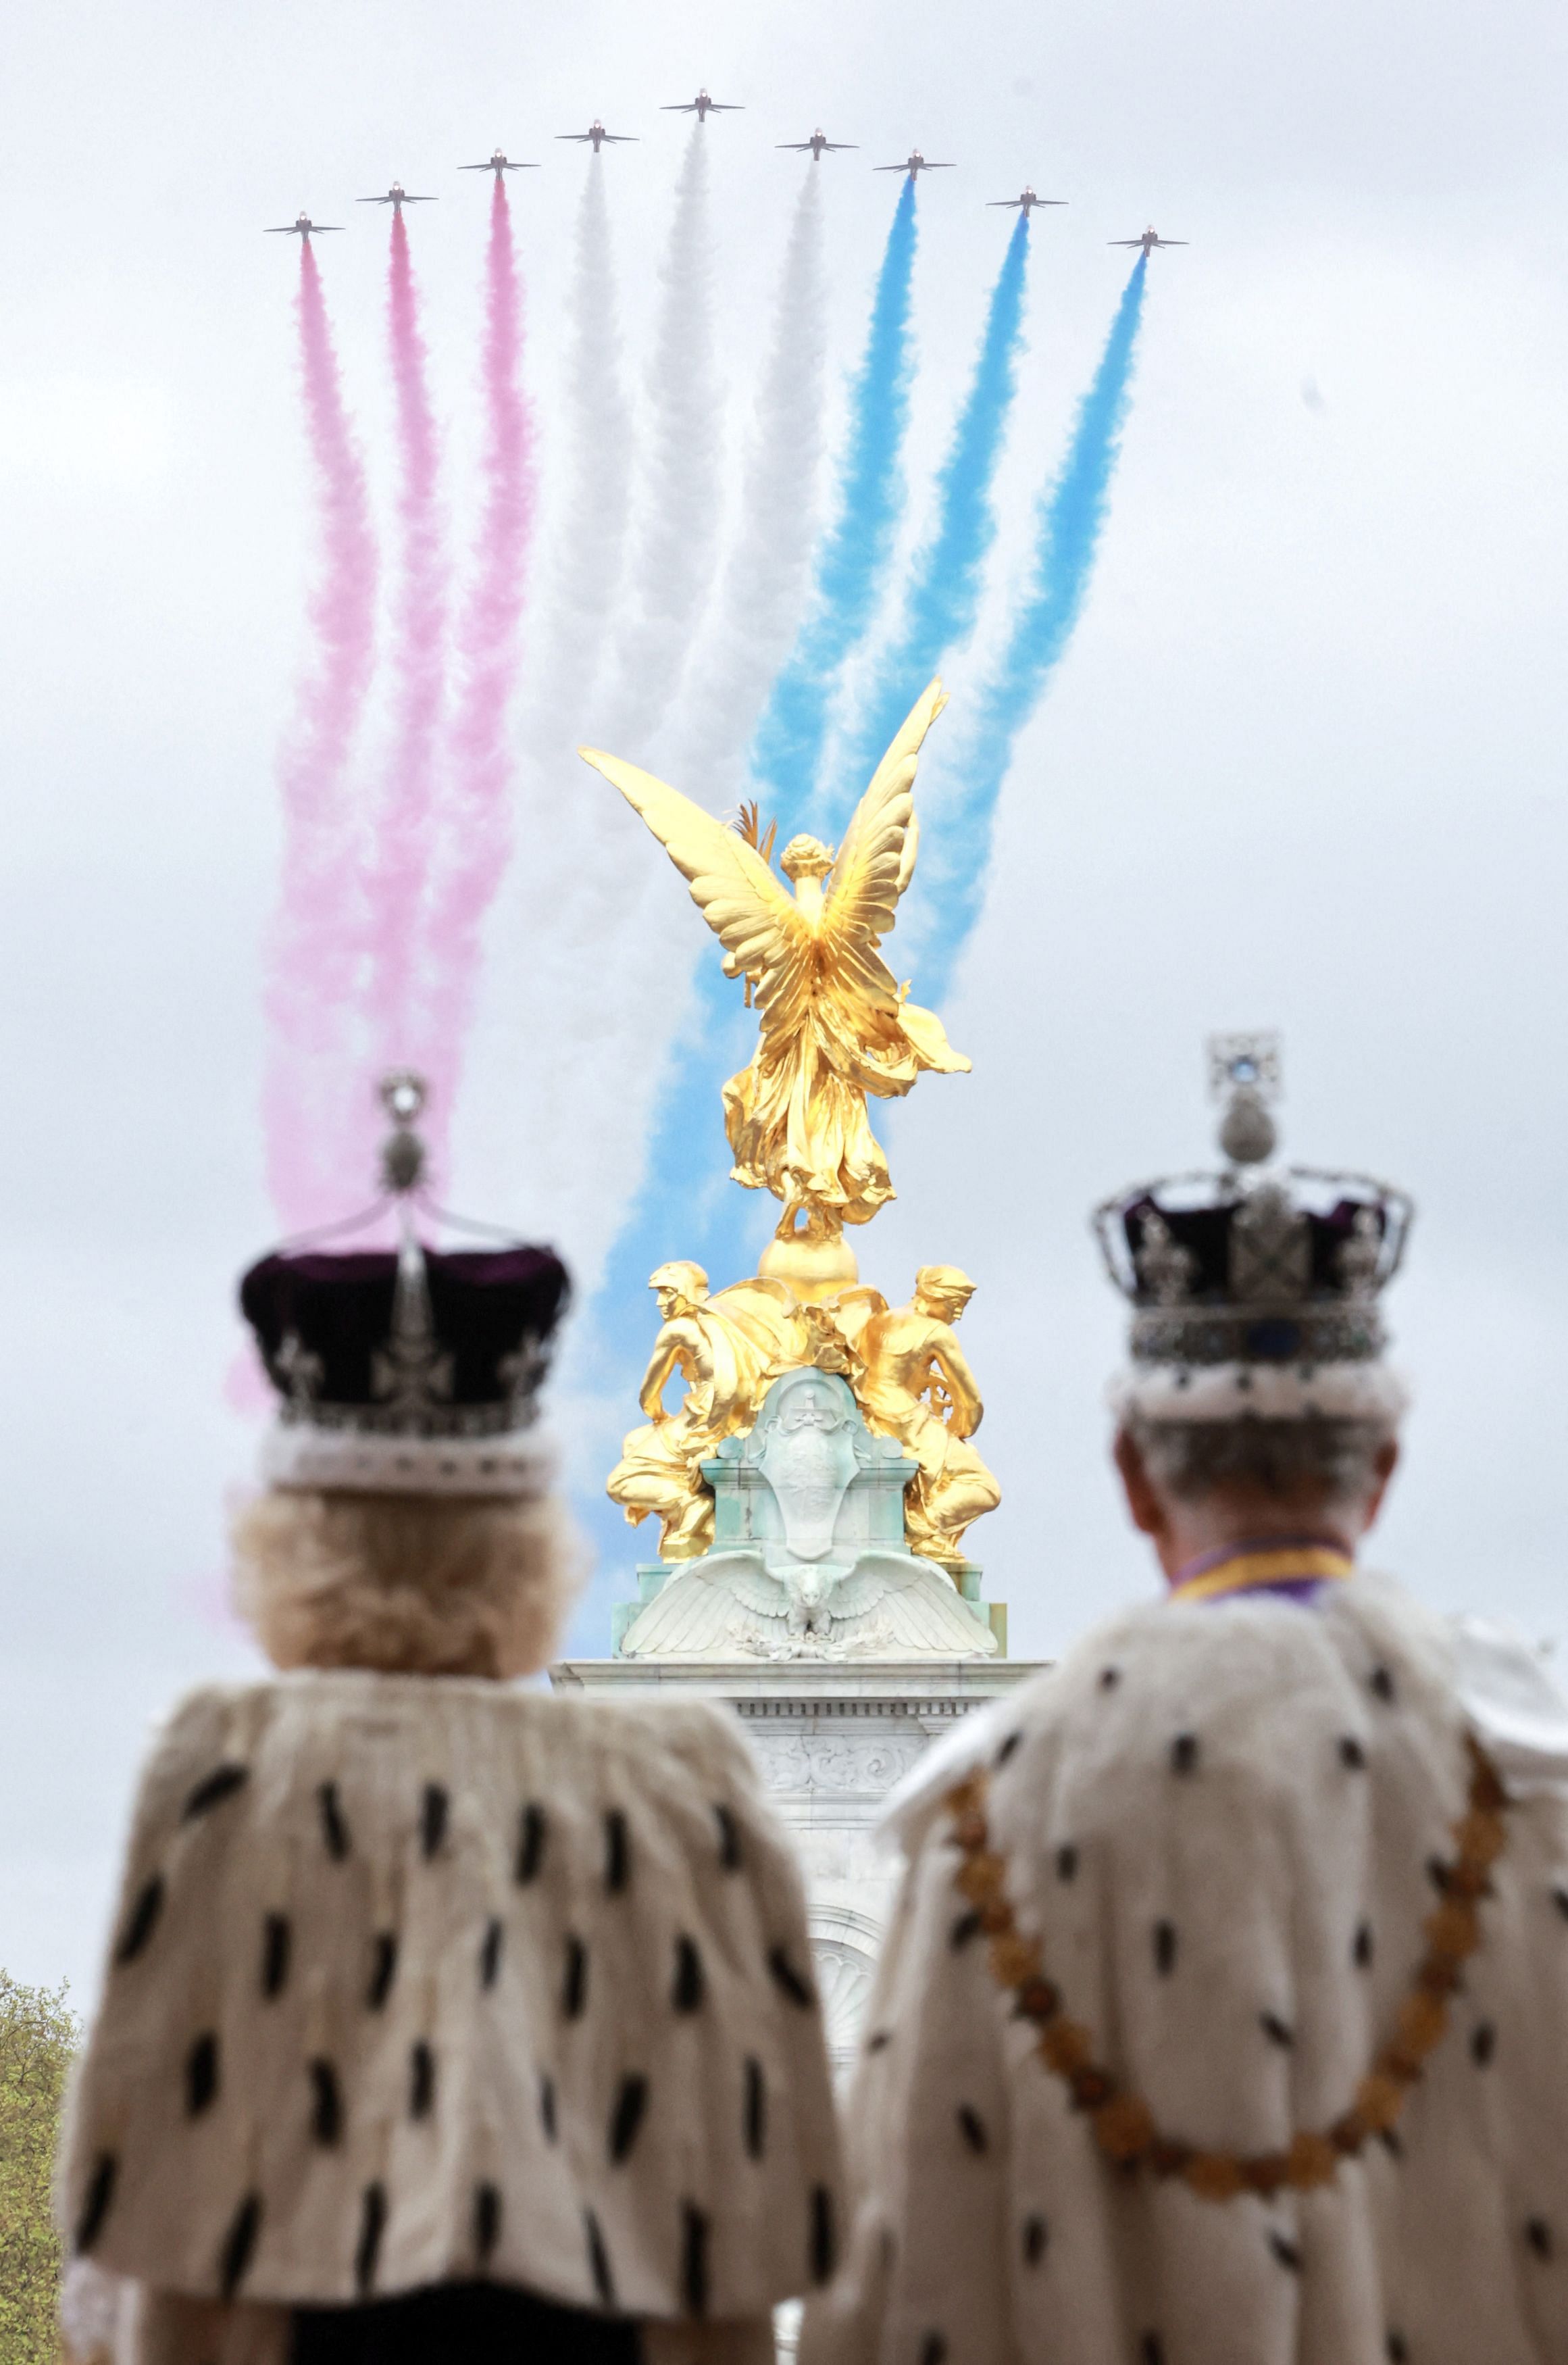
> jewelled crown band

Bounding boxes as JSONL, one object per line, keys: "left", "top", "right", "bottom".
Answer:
{"left": 1095, "top": 1033, "right": 1414, "bottom": 1426}
{"left": 240, "top": 1074, "right": 571, "bottom": 1499}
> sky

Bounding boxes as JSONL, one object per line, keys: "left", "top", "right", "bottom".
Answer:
{"left": 2, "top": 0, "right": 1567, "bottom": 1999}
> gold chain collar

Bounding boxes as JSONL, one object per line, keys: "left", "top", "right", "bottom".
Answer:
{"left": 943, "top": 1733, "right": 1510, "bottom": 2201}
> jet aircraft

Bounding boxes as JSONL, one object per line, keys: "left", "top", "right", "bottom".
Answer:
{"left": 557, "top": 119, "right": 637, "bottom": 150}
{"left": 988, "top": 185, "right": 1065, "bottom": 214}
{"left": 461, "top": 150, "right": 540, "bottom": 178}
{"left": 663, "top": 88, "right": 742, "bottom": 118}
{"left": 1110, "top": 226, "right": 1188, "bottom": 255}
{"left": 359, "top": 182, "right": 436, "bottom": 208}
{"left": 778, "top": 128, "right": 857, "bottom": 159}
{"left": 875, "top": 149, "right": 954, "bottom": 177}
{"left": 265, "top": 213, "right": 342, "bottom": 239}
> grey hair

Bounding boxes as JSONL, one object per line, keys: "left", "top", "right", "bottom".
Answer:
{"left": 1122, "top": 1412, "right": 1396, "bottom": 1505}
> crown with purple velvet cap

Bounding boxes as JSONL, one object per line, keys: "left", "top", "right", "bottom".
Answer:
{"left": 240, "top": 1074, "right": 571, "bottom": 1495}
{"left": 1092, "top": 1033, "right": 1414, "bottom": 1424}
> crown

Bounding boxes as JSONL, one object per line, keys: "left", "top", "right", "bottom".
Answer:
{"left": 1092, "top": 1033, "right": 1414, "bottom": 1422}
{"left": 240, "top": 1074, "right": 571, "bottom": 1495}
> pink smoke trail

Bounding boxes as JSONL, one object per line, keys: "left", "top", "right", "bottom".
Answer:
{"left": 262, "top": 241, "right": 379, "bottom": 1231}
{"left": 414, "top": 174, "right": 538, "bottom": 1177}
{"left": 367, "top": 209, "right": 449, "bottom": 1110}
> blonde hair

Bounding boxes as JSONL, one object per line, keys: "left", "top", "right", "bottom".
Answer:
{"left": 231, "top": 1487, "right": 582, "bottom": 1680}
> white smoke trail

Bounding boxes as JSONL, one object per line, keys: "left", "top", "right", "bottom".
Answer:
{"left": 592, "top": 124, "right": 726, "bottom": 755}
{"left": 522, "top": 159, "right": 634, "bottom": 765}
{"left": 481, "top": 125, "right": 728, "bottom": 1282}
{"left": 672, "top": 165, "right": 826, "bottom": 810}
{"left": 461, "top": 159, "right": 636, "bottom": 1248}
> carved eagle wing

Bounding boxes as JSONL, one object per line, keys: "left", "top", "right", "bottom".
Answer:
{"left": 578, "top": 747, "right": 811, "bottom": 1014}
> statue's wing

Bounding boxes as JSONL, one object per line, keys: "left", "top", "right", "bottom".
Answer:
{"left": 619, "top": 1560, "right": 788, "bottom": 1658}
{"left": 821, "top": 679, "right": 948, "bottom": 1009}
{"left": 828, "top": 1555, "right": 998, "bottom": 1656}
{"left": 578, "top": 747, "right": 809, "bottom": 1012}
{"left": 824, "top": 1566, "right": 894, "bottom": 1621}
{"left": 724, "top": 1564, "right": 792, "bottom": 1620}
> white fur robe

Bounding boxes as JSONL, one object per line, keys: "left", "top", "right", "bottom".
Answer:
{"left": 801, "top": 1575, "right": 1568, "bottom": 2365}
{"left": 59, "top": 1675, "right": 840, "bottom": 2339}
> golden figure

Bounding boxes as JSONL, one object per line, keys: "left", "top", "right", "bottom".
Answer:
{"left": 580, "top": 681, "right": 969, "bottom": 1285}
{"left": 606, "top": 1262, "right": 802, "bottom": 1560}
{"left": 836, "top": 1266, "right": 1001, "bottom": 1573}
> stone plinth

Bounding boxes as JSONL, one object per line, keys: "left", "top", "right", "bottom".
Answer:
{"left": 551, "top": 1655, "right": 1044, "bottom": 2070}
{"left": 610, "top": 1368, "right": 1003, "bottom": 1662}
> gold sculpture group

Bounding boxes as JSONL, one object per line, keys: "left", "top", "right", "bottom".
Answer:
{"left": 581, "top": 680, "right": 1001, "bottom": 1582}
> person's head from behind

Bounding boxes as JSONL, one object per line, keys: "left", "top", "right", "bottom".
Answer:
{"left": 236, "top": 1078, "right": 576, "bottom": 1681}
{"left": 232, "top": 1483, "right": 579, "bottom": 1681}
{"left": 1093, "top": 1032, "right": 1415, "bottom": 1585}
{"left": 1113, "top": 1408, "right": 1399, "bottom": 1580}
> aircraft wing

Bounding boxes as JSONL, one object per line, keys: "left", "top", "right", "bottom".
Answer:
{"left": 661, "top": 102, "right": 697, "bottom": 111}
{"left": 707, "top": 102, "right": 744, "bottom": 109}
{"left": 987, "top": 198, "right": 1021, "bottom": 207}
{"left": 873, "top": 162, "right": 910, "bottom": 171}
{"left": 1157, "top": 238, "right": 1189, "bottom": 245}
{"left": 1108, "top": 237, "right": 1143, "bottom": 245}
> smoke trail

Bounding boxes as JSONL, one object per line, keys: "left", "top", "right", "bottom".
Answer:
{"left": 674, "top": 165, "right": 827, "bottom": 803}
{"left": 366, "top": 209, "right": 448, "bottom": 1083}
{"left": 750, "top": 174, "right": 918, "bottom": 804}
{"left": 415, "top": 177, "right": 537, "bottom": 1176}
{"left": 840, "top": 212, "right": 1031, "bottom": 803}
{"left": 595, "top": 124, "right": 725, "bottom": 753}
{"left": 521, "top": 159, "right": 633, "bottom": 765}
{"left": 262, "top": 243, "right": 379, "bottom": 1230}
{"left": 914, "top": 256, "right": 1148, "bottom": 1003}
{"left": 481, "top": 131, "right": 722, "bottom": 1274}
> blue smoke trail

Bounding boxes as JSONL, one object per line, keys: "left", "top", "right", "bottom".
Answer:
{"left": 836, "top": 213, "right": 1032, "bottom": 820}
{"left": 749, "top": 176, "right": 919, "bottom": 802}
{"left": 912, "top": 256, "right": 1148, "bottom": 1007}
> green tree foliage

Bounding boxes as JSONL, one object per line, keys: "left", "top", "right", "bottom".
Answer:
{"left": 0, "top": 1970, "right": 78, "bottom": 2364}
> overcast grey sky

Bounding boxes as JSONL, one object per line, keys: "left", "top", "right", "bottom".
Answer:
{"left": 2, "top": 0, "right": 1566, "bottom": 1999}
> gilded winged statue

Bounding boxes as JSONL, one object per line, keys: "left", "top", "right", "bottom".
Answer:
{"left": 580, "top": 680, "right": 969, "bottom": 1248}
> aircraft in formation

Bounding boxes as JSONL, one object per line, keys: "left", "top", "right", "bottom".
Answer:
{"left": 876, "top": 148, "right": 955, "bottom": 178}
{"left": 663, "top": 87, "right": 742, "bottom": 118}
{"left": 269, "top": 109, "right": 1189, "bottom": 251}
{"left": 989, "top": 185, "right": 1065, "bottom": 214}
{"left": 1111, "top": 226, "right": 1188, "bottom": 255}
{"left": 557, "top": 118, "right": 637, "bottom": 149}
{"left": 778, "top": 128, "right": 857, "bottom": 159}
{"left": 359, "top": 181, "right": 435, "bottom": 209}
{"left": 265, "top": 213, "right": 341, "bottom": 240}
{"left": 461, "top": 150, "right": 540, "bottom": 178}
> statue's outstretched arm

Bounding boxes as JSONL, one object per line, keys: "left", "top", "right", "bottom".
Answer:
{"left": 931, "top": 1330, "right": 984, "bottom": 1437}
{"left": 638, "top": 1333, "right": 687, "bottom": 1421}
